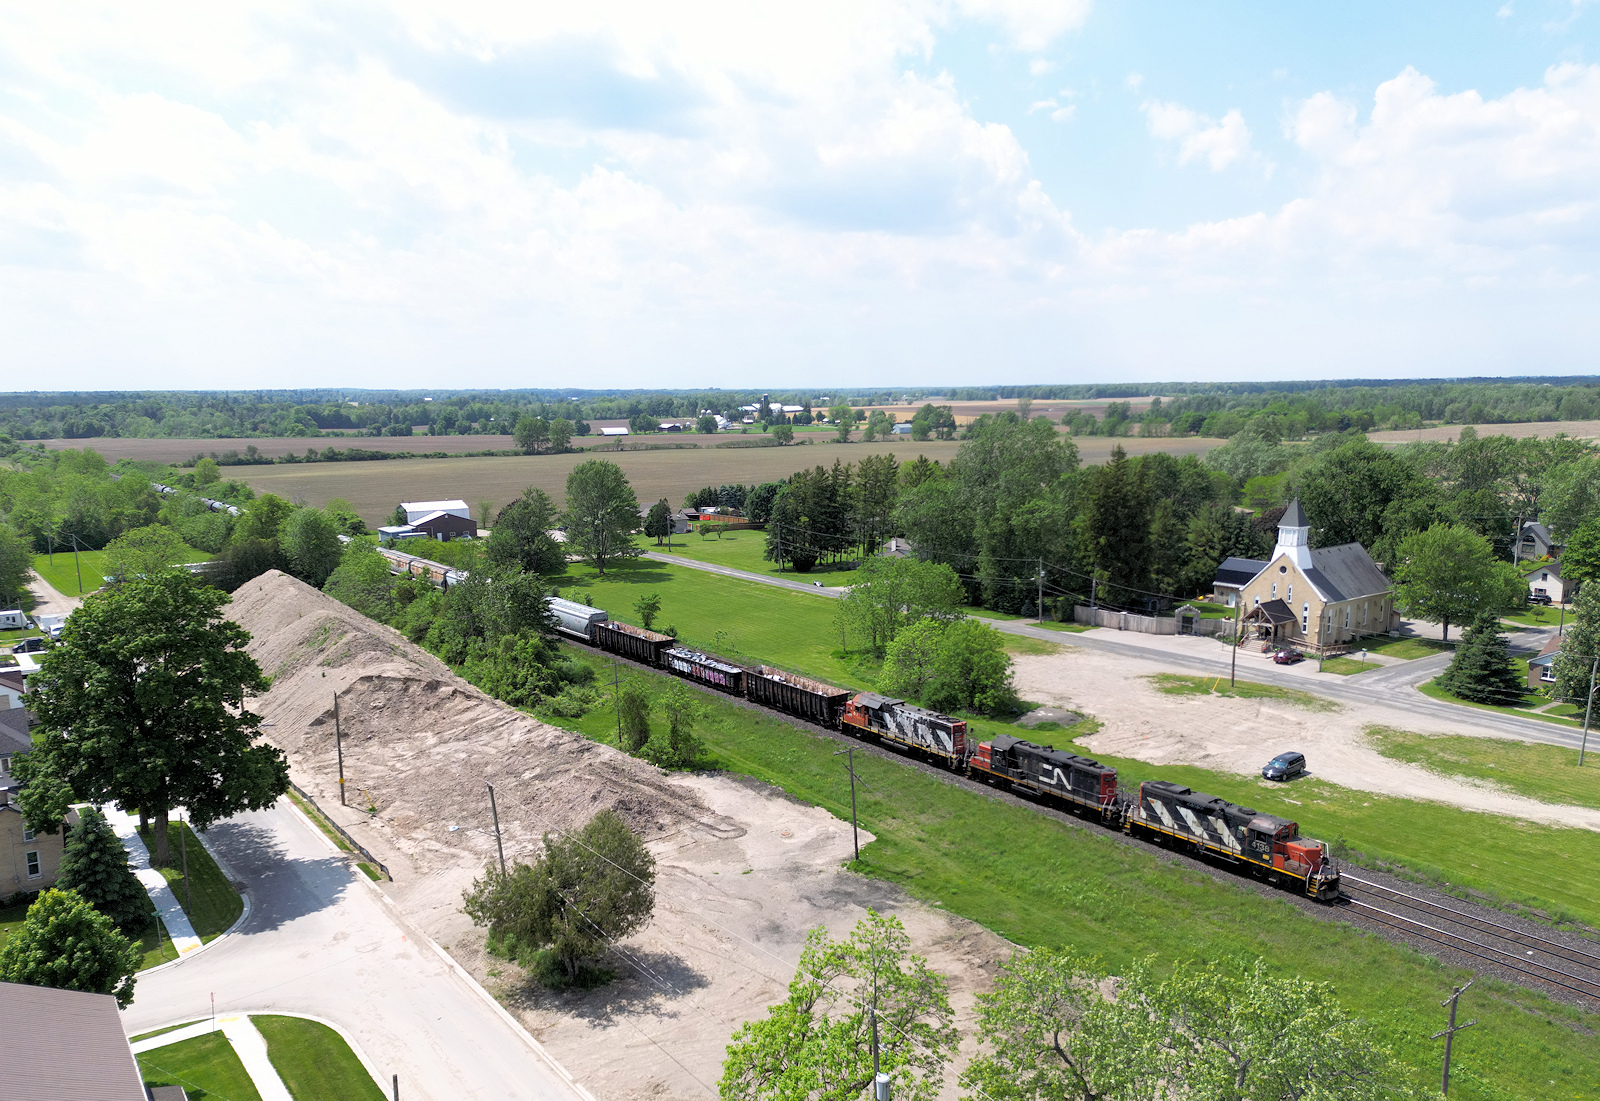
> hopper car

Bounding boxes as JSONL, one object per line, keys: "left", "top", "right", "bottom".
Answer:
{"left": 549, "top": 596, "right": 1341, "bottom": 902}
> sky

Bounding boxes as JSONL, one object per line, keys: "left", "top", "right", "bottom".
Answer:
{"left": 3, "top": 1, "right": 1600, "bottom": 391}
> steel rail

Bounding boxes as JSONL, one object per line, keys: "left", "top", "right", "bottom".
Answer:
{"left": 1344, "top": 900, "right": 1600, "bottom": 1001}
{"left": 1342, "top": 875, "right": 1600, "bottom": 971}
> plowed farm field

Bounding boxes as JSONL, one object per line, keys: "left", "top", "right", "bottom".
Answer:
{"left": 230, "top": 434, "right": 1222, "bottom": 524}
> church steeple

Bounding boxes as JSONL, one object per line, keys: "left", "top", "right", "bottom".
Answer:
{"left": 1276, "top": 499, "right": 1313, "bottom": 569}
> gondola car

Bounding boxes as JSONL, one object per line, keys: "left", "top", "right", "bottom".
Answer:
{"left": 593, "top": 621, "right": 676, "bottom": 665}
{"left": 747, "top": 666, "right": 852, "bottom": 726}
{"left": 967, "top": 734, "right": 1117, "bottom": 819}
{"left": 1126, "top": 780, "right": 1340, "bottom": 899}
{"left": 840, "top": 693, "right": 966, "bottom": 766}
{"left": 665, "top": 647, "right": 746, "bottom": 694}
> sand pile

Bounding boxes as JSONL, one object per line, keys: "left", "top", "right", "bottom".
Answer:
{"left": 229, "top": 572, "right": 725, "bottom": 876}
{"left": 227, "top": 571, "right": 1013, "bottom": 1101}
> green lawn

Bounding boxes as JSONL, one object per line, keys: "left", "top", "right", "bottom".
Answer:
{"left": 1366, "top": 726, "right": 1600, "bottom": 811}
{"left": 1502, "top": 605, "right": 1567, "bottom": 628}
{"left": 1147, "top": 673, "right": 1337, "bottom": 712}
{"left": 139, "top": 821, "right": 243, "bottom": 939}
{"left": 0, "top": 627, "right": 41, "bottom": 643}
{"left": 1359, "top": 634, "right": 1455, "bottom": 660}
{"left": 651, "top": 529, "right": 856, "bottom": 580}
{"left": 1416, "top": 678, "right": 1581, "bottom": 729}
{"left": 547, "top": 646, "right": 1600, "bottom": 1101}
{"left": 255, "top": 1015, "right": 386, "bottom": 1101}
{"left": 31, "top": 544, "right": 211, "bottom": 596}
{"left": 0, "top": 887, "right": 177, "bottom": 971}
{"left": 551, "top": 557, "right": 867, "bottom": 688}
{"left": 1320, "top": 657, "right": 1382, "bottom": 675}
{"left": 1001, "top": 634, "right": 1066, "bottom": 656}
{"left": 139, "top": 1031, "right": 264, "bottom": 1101}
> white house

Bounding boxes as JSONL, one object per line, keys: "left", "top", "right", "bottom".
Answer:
{"left": 1529, "top": 560, "right": 1569, "bottom": 604}
{"left": 400, "top": 499, "right": 470, "bottom": 525}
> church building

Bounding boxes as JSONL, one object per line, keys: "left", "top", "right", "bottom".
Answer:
{"left": 1214, "top": 500, "right": 1397, "bottom": 653}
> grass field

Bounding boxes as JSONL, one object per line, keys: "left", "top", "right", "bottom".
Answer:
{"left": 1147, "top": 672, "right": 1337, "bottom": 711}
{"left": 255, "top": 1015, "right": 386, "bottom": 1101}
{"left": 1359, "top": 634, "right": 1455, "bottom": 660}
{"left": 1367, "top": 726, "right": 1600, "bottom": 810}
{"left": 1416, "top": 678, "right": 1580, "bottom": 728}
{"left": 31, "top": 545, "right": 211, "bottom": 596}
{"left": 1320, "top": 657, "right": 1382, "bottom": 675}
{"left": 230, "top": 435, "right": 1226, "bottom": 526}
{"left": 139, "top": 821, "right": 244, "bottom": 939}
{"left": 1503, "top": 605, "right": 1568, "bottom": 628}
{"left": 139, "top": 1031, "right": 265, "bottom": 1101}
{"left": 549, "top": 646, "right": 1600, "bottom": 1101}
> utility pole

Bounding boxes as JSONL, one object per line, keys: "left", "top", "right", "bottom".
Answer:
{"left": 613, "top": 656, "right": 622, "bottom": 743}
{"left": 181, "top": 811, "right": 191, "bottom": 916}
{"left": 334, "top": 693, "right": 346, "bottom": 806}
{"left": 486, "top": 782, "right": 506, "bottom": 876}
{"left": 70, "top": 534, "right": 83, "bottom": 594}
{"left": 1036, "top": 559, "right": 1044, "bottom": 623}
{"left": 834, "top": 746, "right": 865, "bottom": 861}
{"left": 1090, "top": 576, "right": 1098, "bottom": 610}
{"left": 1581, "top": 655, "right": 1598, "bottom": 768}
{"left": 1511, "top": 514, "right": 1522, "bottom": 563}
{"left": 1230, "top": 603, "right": 1242, "bottom": 687}
{"left": 1432, "top": 980, "right": 1477, "bottom": 1096}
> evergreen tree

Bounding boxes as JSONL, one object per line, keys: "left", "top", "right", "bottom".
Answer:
{"left": 56, "top": 807, "right": 150, "bottom": 933}
{"left": 1439, "top": 611, "right": 1526, "bottom": 705}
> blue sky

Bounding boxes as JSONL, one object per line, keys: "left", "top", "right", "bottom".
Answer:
{"left": 2, "top": 1, "right": 1598, "bottom": 389}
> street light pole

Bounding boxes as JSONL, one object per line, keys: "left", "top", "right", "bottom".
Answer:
{"left": 1230, "top": 604, "right": 1241, "bottom": 687}
{"left": 1581, "top": 656, "right": 1598, "bottom": 768}
{"left": 486, "top": 782, "right": 507, "bottom": 876}
{"left": 334, "top": 693, "right": 346, "bottom": 806}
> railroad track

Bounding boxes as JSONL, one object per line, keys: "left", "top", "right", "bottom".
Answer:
{"left": 1340, "top": 874, "right": 1600, "bottom": 1002}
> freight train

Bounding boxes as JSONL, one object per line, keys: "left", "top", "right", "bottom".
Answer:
{"left": 546, "top": 596, "right": 1342, "bottom": 901}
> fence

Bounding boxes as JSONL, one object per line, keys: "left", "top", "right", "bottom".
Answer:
{"left": 289, "top": 781, "right": 391, "bottom": 880}
{"left": 1073, "top": 605, "right": 1236, "bottom": 638}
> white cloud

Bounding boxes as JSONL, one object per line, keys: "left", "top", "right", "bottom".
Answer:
{"left": 1141, "top": 99, "right": 1255, "bottom": 170}
{"left": 950, "top": 0, "right": 1092, "bottom": 52}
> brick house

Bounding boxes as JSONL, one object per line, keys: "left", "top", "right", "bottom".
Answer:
{"left": 2, "top": 708, "right": 76, "bottom": 897}
{"left": 1230, "top": 500, "right": 1397, "bottom": 653}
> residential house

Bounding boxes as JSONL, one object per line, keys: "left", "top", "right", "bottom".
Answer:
{"left": 2, "top": 708, "right": 76, "bottom": 895}
{"left": 1527, "top": 635, "right": 1562, "bottom": 690}
{"left": 0, "top": 981, "right": 147, "bottom": 1101}
{"left": 1517, "top": 521, "right": 1559, "bottom": 561}
{"left": 1230, "top": 499, "right": 1397, "bottom": 652}
{"left": 1529, "top": 559, "right": 1569, "bottom": 604}
{"left": 1, "top": 669, "right": 22, "bottom": 711}
{"left": 881, "top": 537, "right": 913, "bottom": 558}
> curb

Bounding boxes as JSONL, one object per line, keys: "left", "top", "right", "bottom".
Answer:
{"left": 135, "top": 816, "right": 253, "bottom": 977}
{"left": 279, "top": 794, "right": 598, "bottom": 1101}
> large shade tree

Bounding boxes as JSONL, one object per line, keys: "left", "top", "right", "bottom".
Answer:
{"left": 561, "top": 461, "right": 641, "bottom": 576}
{"left": 15, "top": 571, "right": 288, "bottom": 866}
{"left": 1393, "top": 523, "right": 1525, "bottom": 640}
{"left": 0, "top": 889, "right": 142, "bottom": 1008}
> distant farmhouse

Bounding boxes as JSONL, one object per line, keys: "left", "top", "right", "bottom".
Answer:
{"left": 1215, "top": 500, "right": 1397, "bottom": 653}
{"left": 380, "top": 499, "right": 477, "bottom": 543}
{"left": 1516, "top": 520, "right": 1559, "bottom": 561}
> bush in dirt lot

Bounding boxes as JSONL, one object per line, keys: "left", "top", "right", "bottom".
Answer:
{"left": 462, "top": 809, "right": 655, "bottom": 986}
{"left": 616, "top": 677, "right": 653, "bottom": 752}
{"left": 640, "top": 681, "right": 705, "bottom": 769}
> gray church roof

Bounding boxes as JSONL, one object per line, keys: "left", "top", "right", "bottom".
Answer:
{"left": 1301, "top": 543, "right": 1391, "bottom": 603}
{"left": 1280, "top": 498, "right": 1308, "bottom": 528}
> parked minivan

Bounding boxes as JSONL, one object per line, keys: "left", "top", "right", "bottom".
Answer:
{"left": 1262, "top": 752, "right": 1307, "bottom": 781}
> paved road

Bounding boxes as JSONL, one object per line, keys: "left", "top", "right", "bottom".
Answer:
{"left": 124, "top": 798, "right": 592, "bottom": 1101}
{"left": 642, "top": 551, "right": 1589, "bottom": 752}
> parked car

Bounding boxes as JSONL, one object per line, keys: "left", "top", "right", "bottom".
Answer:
{"left": 11, "top": 636, "right": 47, "bottom": 654}
{"left": 1528, "top": 593, "right": 1553, "bottom": 606}
{"left": 1272, "top": 648, "right": 1303, "bottom": 665}
{"left": 1262, "top": 751, "right": 1307, "bottom": 781}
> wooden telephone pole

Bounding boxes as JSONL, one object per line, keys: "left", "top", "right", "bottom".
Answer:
{"left": 1432, "top": 980, "right": 1477, "bottom": 1096}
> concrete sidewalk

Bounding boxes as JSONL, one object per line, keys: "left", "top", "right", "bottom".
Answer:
{"left": 102, "top": 804, "right": 203, "bottom": 957}
{"left": 132, "top": 1016, "right": 294, "bottom": 1101}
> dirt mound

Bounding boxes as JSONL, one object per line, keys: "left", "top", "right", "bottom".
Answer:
{"left": 229, "top": 571, "right": 721, "bottom": 875}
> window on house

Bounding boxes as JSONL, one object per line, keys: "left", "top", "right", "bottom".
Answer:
{"left": 1345, "top": 608, "right": 1351, "bottom": 629}
{"left": 1302, "top": 603, "right": 1309, "bottom": 633}
{"left": 1271, "top": 582, "right": 1277, "bottom": 598}
{"left": 1287, "top": 583, "right": 1293, "bottom": 602}
{"left": 0, "top": 755, "right": 9, "bottom": 774}
{"left": 1542, "top": 666, "right": 1556, "bottom": 683}
{"left": 22, "top": 827, "right": 35, "bottom": 842}
{"left": 26, "top": 851, "right": 40, "bottom": 878}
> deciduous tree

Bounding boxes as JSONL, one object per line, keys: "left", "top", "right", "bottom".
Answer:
{"left": 462, "top": 809, "right": 656, "bottom": 985}
{"left": 15, "top": 571, "right": 287, "bottom": 866}
{"left": 322, "top": 541, "right": 398, "bottom": 622}
{"left": 486, "top": 487, "right": 566, "bottom": 575}
{"left": 1561, "top": 518, "right": 1600, "bottom": 590}
{"left": 561, "top": 461, "right": 641, "bottom": 576}
{"left": 834, "top": 556, "right": 964, "bottom": 656}
{"left": 644, "top": 500, "right": 673, "bottom": 545}
{"left": 1393, "top": 523, "right": 1525, "bottom": 640}
{"left": 279, "top": 507, "right": 343, "bottom": 587}
{"left": 720, "top": 911, "right": 956, "bottom": 1101}
{"left": 0, "top": 889, "right": 142, "bottom": 1007}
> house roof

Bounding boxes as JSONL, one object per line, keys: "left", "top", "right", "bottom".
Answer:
{"left": 1281, "top": 498, "right": 1308, "bottom": 528}
{"left": 1529, "top": 635, "right": 1564, "bottom": 669}
{"left": 1214, "top": 556, "right": 1268, "bottom": 588}
{"left": 400, "top": 499, "right": 468, "bottom": 513}
{"left": 1521, "top": 521, "right": 1554, "bottom": 545}
{"left": 1300, "top": 543, "right": 1392, "bottom": 602}
{"left": 0, "top": 981, "right": 146, "bottom": 1100}
{"left": 0, "top": 708, "right": 31, "bottom": 755}
{"left": 0, "top": 669, "right": 23, "bottom": 693}
{"left": 412, "top": 510, "right": 472, "bottom": 527}
{"left": 1245, "top": 598, "right": 1297, "bottom": 625}
{"left": 600, "top": 426, "right": 629, "bottom": 436}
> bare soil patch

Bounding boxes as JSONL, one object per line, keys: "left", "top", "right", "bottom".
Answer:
{"left": 1368, "top": 420, "right": 1600, "bottom": 446}
{"left": 230, "top": 572, "right": 1011, "bottom": 1101}
{"left": 1010, "top": 648, "right": 1600, "bottom": 832}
